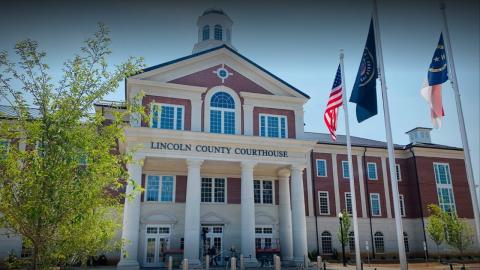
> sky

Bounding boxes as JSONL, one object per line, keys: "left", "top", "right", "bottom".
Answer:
{"left": 0, "top": 0, "right": 479, "bottom": 203}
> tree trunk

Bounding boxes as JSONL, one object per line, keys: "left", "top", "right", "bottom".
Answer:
{"left": 32, "top": 244, "right": 39, "bottom": 270}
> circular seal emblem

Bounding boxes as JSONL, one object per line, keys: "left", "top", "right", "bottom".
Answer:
{"left": 359, "top": 48, "right": 375, "bottom": 87}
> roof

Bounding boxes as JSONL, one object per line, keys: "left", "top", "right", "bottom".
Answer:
{"left": 405, "top": 127, "right": 433, "bottom": 133}
{"left": 202, "top": 8, "right": 227, "bottom": 16}
{"left": 304, "top": 132, "right": 462, "bottom": 151}
{"left": 0, "top": 105, "right": 41, "bottom": 119}
{"left": 132, "top": 45, "right": 310, "bottom": 99}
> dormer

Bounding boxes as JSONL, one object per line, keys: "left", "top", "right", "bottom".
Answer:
{"left": 406, "top": 127, "right": 432, "bottom": 144}
{"left": 193, "top": 8, "right": 235, "bottom": 53}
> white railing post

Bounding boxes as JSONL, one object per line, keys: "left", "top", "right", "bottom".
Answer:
{"left": 182, "top": 259, "right": 188, "bottom": 270}
{"left": 274, "top": 255, "right": 281, "bottom": 270}
{"left": 230, "top": 257, "right": 236, "bottom": 270}
{"left": 168, "top": 256, "right": 173, "bottom": 270}
{"left": 205, "top": 255, "right": 210, "bottom": 270}
{"left": 240, "top": 254, "right": 244, "bottom": 270}
{"left": 317, "top": 256, "right": 322, "bottom": 270}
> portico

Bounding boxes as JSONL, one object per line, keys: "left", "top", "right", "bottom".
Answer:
{"left": 116, "top": 127, "right": 314, "bottom": 269}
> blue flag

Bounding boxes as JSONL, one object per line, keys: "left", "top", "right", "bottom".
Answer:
{"left": 428, "top": 33, "right": 448, "bottom": 85}
{"left": 349, "top": 19, "right": 378, "bottom": 123}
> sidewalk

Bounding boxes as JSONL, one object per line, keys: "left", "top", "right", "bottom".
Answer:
{"left": 325, "top": 262, "right": 480, "bottom": 270}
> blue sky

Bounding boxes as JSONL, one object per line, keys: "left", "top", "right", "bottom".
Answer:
{"left": 1, "top": 0, "right": 478, "bottom": 203}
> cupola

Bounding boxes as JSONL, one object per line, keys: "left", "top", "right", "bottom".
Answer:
{"left": 192, "top": 8, "right": 236, "bottom": 54}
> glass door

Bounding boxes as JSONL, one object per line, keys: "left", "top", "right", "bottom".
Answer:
{"left": 144, "top": 225, "right": 171, "bottom": 267}
{"left": 201, "top": 225, "right": 224, "bottom": 264}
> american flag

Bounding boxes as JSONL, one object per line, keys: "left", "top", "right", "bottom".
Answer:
{"left": 324, "top": 65, "right": 343, "bottom": 141}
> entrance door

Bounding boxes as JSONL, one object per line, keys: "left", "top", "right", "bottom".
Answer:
{"left": 144, "top": 225, "right": 171, "bottom": 267}
{"left": 201, "top": 225, "right": 224, "bottom": 264}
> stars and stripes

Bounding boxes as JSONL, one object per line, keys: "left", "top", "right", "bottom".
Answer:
{"left": 324, "top": 65, "right": 343, "bottom": 141}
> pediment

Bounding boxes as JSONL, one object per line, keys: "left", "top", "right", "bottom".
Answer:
{"left": 141, "top": 210, "right": 178, "bottom": 225}
{"left": 201, "top": 211, "right": 229, "bottom": 225}
{"left": 130, "top": 46, "right": 309, "bottom": 99}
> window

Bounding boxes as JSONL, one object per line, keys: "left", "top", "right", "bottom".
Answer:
{"left": 321, "top": 231, "right": 332, "bottom": 254}
{"left": 254, "top": 180, "right": 273, "bottom": 204}
{"left": 403, "top": 232, "right": 409, "bottom": 253}
{"left": 21, "top": 239, "right": 32, "bottom": 258}
{"left": 146, "top": 175, "right": 175, "bottom": 202}
{"left": 342, "top": 161, "right": 350, "bottom": 179}
{"left": 180, "top": 238, "right": 184, "bottom": 250}
{"left": 345, "top": 192, "right": 353, "bottom": 215}
{"left": 0, "top": 139, "right": 9, "bottom": 158}
{"left": 399, "top": 194, "right": 406, "bottom": 217}
{"left": 202, "top": 25, "right": 210, "bottom": 40}
{"left": 434, "top": 163, "right": 456, "bottom": 213}
{"left": 367, "top": 162, "right": 378, "bottom": 180}
{"left": 226, "top": 29, "right": 231, "bottom": 42}
{"left": 210, "top": 92, "right": 235, "bottom": 134}
{"left": 374, "top": 232, "right": 385, "bottom": 253}
{"left": 318, "top": 191, "right": 330, "bottom": 215}
{"left": 316, "top": 159, "right": 327, "bottom": 177}
{"left": 214, "top": 24, "right": 222, "bottom": 40}
{"left": 201, "top": 178, "right": 225, "bottom": 203}
{"left": 255, "top": 226, "right": 274, "bottom": 250}
{"left": 370, "top": 193, "right": 381, "bottom": 217}
{"left": 150, "top": 103, "right": 184, "bottom": 130}
{"left": 259, "top": 114, "right": 287, "bottom": 138}
{"left": 348, "top": 231, "right": 355, "bottom": 252}
{"left": 395, "top": 164, "right": 402, "bottom": 181}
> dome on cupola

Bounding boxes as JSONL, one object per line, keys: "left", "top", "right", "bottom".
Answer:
{"left": 192, "top": 8, "right": 236, "bottom": 54}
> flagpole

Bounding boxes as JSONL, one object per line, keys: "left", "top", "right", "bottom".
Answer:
{"left": 340, "top": 50, "right": 361, "bottom": 270}
{"left": 372, "top": 1, "right": 407, "bottom": 269}
{"left": 440, "top": 1, "right": 480, "bottom": 245}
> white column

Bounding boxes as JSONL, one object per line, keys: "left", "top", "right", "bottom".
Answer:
{"left": 291, "top": 164, "right": 308, "bottom": 262}
{"left": 357, "top": 156, "right": 368, "bottom": 218}
{"left": 294, "top": 109, "right": 305, "bottom": 139}
{"left": 243, "top": 104, "right": 254, "bottom": 136}
{"left": 240, "top": 161, "right": 258, "bottom": 264}
{"left": 191, "top": 96, "right": 202, "bottom": 132}
{"left": 278, "top": 168, "right": 293, "bottom": 261}
{"left": 117, "top": 158, "right": 143, "bottom": 270}
{"left": 381, "top": 157, "right": 392, "bottom": 218}
{"left": 183, "top": 158, "right": 204, "bottom": 265}
{"left": 305, "top": 156, "right": 314, "bottom": 217}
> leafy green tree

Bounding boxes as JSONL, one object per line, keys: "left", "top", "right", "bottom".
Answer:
{"left": 426, "top": 204, "right": 446, "bottom": 260}
{"left": 0, "top": 23, "right": 144, "bottom": 269}
{"left": 444, "top": 212, "right": 474, "bottom": 260}
{"left": 337, "top": 209, "right": 351, "bottom": 247}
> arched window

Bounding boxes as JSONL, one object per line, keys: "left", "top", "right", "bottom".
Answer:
{"left": 202, "top": 25, "right": 210, "bottom": 41}
{"left": 321, "top": 231, "right": 332, "bottom": 254}
{"left": 214, "top": 24, "right": 223, "bottom": 40}
{"left": 374, "top": 232, "right": 385, "bottom": 254}
{"left": 210, "top": 92, "right": 235, "bottom": 134}
{"left": 348, "top": 231, "right": 355, "bottom": 252}
{"left": 403, "top": 232, "right": 409, "bottom": 253}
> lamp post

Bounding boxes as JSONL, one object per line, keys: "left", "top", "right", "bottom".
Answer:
{"left": 338, "top": 212, "right": 347, "bottom": 267}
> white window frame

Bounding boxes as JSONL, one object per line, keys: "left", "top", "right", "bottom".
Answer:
{"left": 204, "top": 87, "right": 241, "bottom": 135}
{"left": 433, "top": 162, "right": 456, "bottom": 213}
{"left": 316, "top": 159, "right": 327, "bottom": 177}
{"left": 345, "top": 192, "right": 353, "bottom": 215}
{"left": 374, "top": 232, "right": 385, "bottom": 254}
{"left": 145, "top": 175, "right": 176, "bottom": 203}
{"left": 318, "top": 191, "right": 330, "bottom": 215}
{"left": 144, "top": 224, "right": 172, "bottom": 265}
{"left": 370, "top": 193, "right": 382, "bottom": 217}
{"left": 258, "top": 113, "right": 288, "bottom": 139}
{"left": 399, "top": 194, "right": 406, "bottom": 217}
{"left": 341, "top": 161, "right": 350, "bottom": 179}
{"left": 254, "top": 179, "right": 275, "bottom": 205}
{"left": 367, "top": 162, "right": 378, "bottom": 180}
{"left": 255, "top": 225, "right": 274, "bottom": 249}
{"left": 395, "top": 164, "right": 402, "bottom": 181}
{"left": 201, "top": 177, "right": 227, "bottom": 204}
{"left": 150, "top": 103, "right": 185, "bottom": 130}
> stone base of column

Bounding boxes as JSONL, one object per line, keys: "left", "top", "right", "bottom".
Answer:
{"left": 117, "top": 259, "right": 139, "bottom": 270}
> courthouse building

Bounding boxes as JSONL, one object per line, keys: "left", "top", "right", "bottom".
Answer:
{"left": 1, "top": 8, "right": 478, "bottom": 269}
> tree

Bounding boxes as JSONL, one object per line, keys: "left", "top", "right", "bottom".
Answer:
{"left": 0, "top": 23, "right": 144, "bottom": 269}
{"left": 444, "top": 212, "right": 474, "bottom": 262}
{"left": 426, "top": 204, "right": 446, "bottom": 260}
{"left": 337, "top": 209, "right": 351, "bottom": 247}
